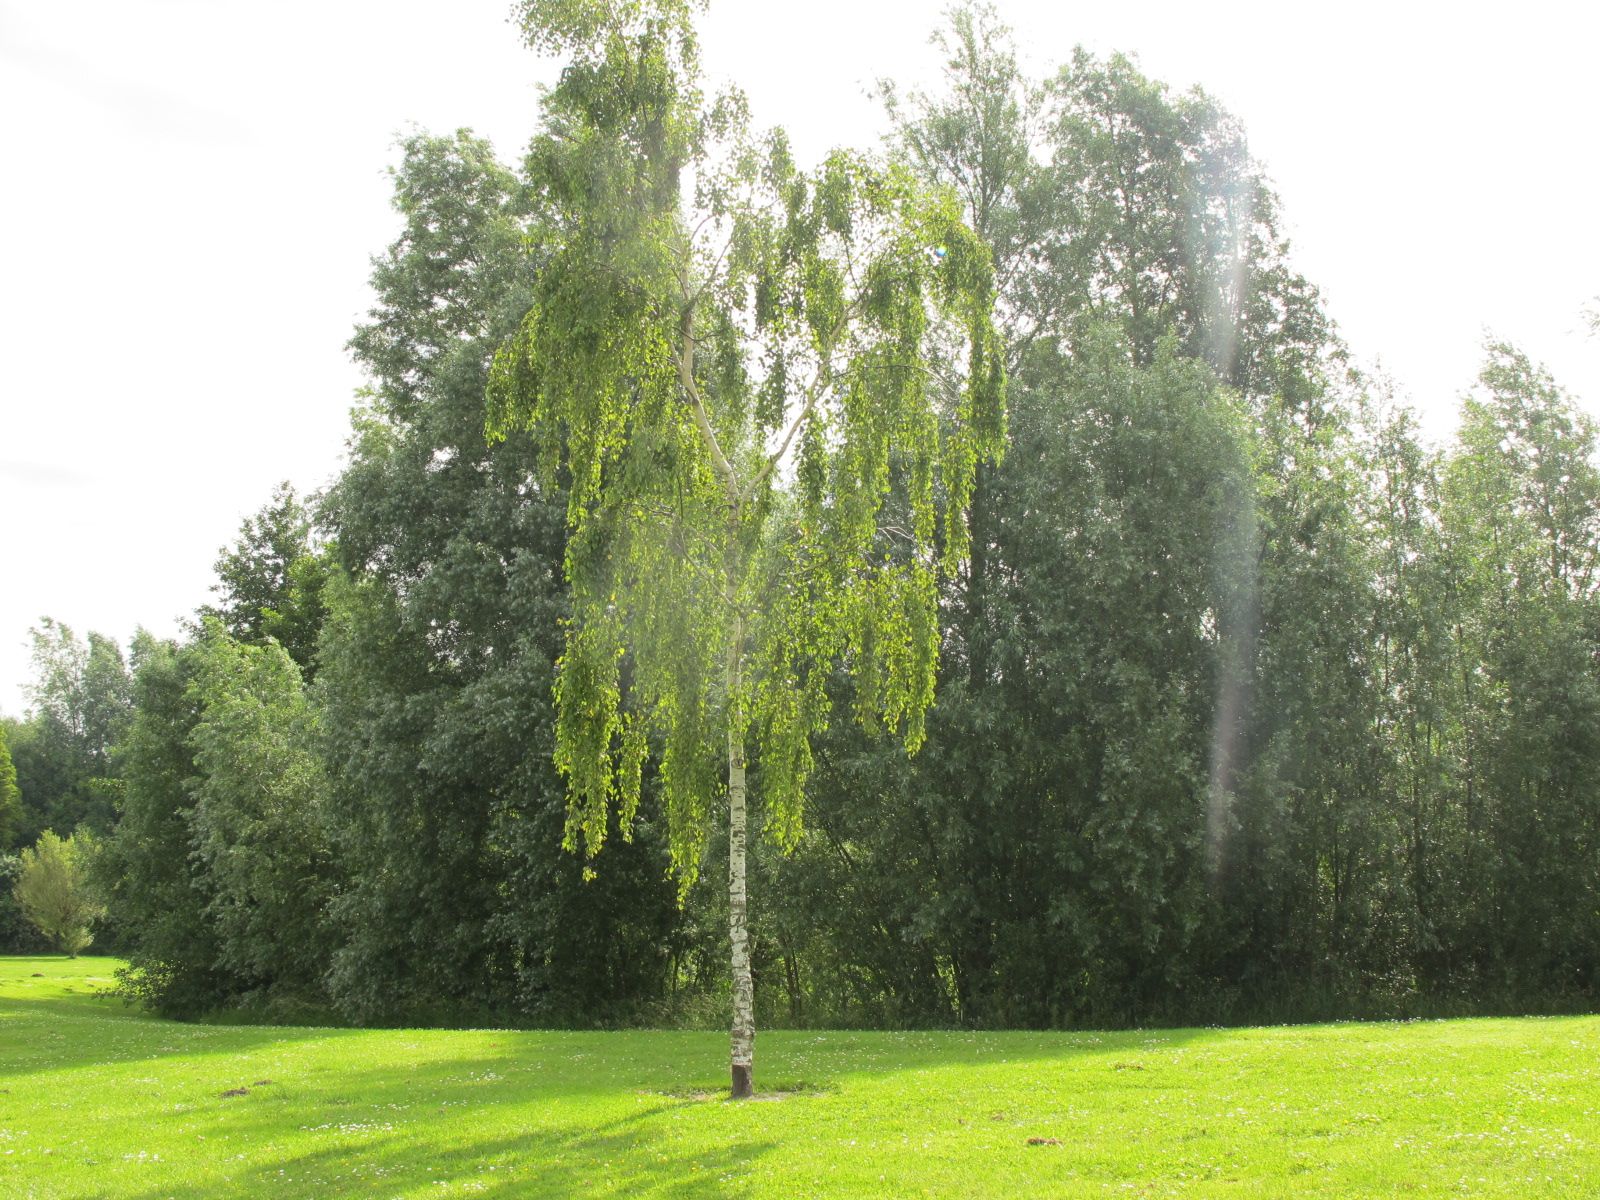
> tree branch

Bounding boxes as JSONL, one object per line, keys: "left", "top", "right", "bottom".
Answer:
{"left": 743, "top": 297, "right": 862, "bottom": 500}
{"left": 746, "top": 373, "right": 826, "bottom": 499}
{"left": 675, "top": 302, "right": 741, "bottom": 500}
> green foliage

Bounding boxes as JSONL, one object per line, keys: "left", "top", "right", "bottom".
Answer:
{"left": 0, "top": 722, "right": 20, "bottom": 849}
{"left": 103, "top": 623, "right": 338, "bottom": 1013}
{"left": 102, "top": 486, "right": 340, "bottom": 1013}
{"left": 492, "top": 0, "right": 1004, "bottom": 883}
{"left": 348, "top": 130, "right": 529, "bottom": 425}
{"left": 1043, "top": 46, "right": 1336, "bottom": 406}
{"left": 879, "top": 1, "right": 1054, "bottom": 362}
{"left": 1447, "top": 344, "right": 1600, "bottom": 596}
{"left": 184, "top": 624, "right": 337, "bottom": 998}
{"left": 1428, "top": 344, "right": 1600, "bottom": 997}
{"left": 322, "top": 127, "right": 689, "bottom": 1026}
{"left": 0, "top": 853, "right": 49, "bottom": 952}
{"left": 204, "top": 482, "right": 331, "bottom": 677}
{"left": 746, "top": 10, "right": 1600, "bottom": 1029}
{"left": 14, "top": 829, "right": 105, "bottom": 955}
{"left": 778, "top": 329, "right": 1256, "bottom": 1026}
{"left": 100, "top": 635, "right": 229, "bottom": 1015}
{"left": 10, "top": 621, "right": 132, "bottom": 842}
{"left": 518, "top": 0, "right": 704, "bottom": 59}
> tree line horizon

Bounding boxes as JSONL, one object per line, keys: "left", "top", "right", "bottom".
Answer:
{"left": 5, "top": 2, "right": 1600, "bottom": 1066}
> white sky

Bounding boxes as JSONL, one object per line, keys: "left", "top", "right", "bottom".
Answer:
{"left": 2, "top": 0, "right": 1597, "bottom": 716}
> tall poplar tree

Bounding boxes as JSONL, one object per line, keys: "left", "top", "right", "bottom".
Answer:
{"left": 491, "top": 0, "right": 1003, "bottom": 1095}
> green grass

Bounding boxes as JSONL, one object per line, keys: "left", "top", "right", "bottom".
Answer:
{"left": 3, "top": 957, "right": 1599, "bottom": 1197}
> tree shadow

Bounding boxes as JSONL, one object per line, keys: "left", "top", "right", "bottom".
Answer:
{"left": 62, "top": 1059, "right": 775, "bottom": 1200}
{"left": 114, "top": 1120, "right": 771, "bottom": 1200}
{"left": 0, "top": 988, "right": 372, "bottom": 1077}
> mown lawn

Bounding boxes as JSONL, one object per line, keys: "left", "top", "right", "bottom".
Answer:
{"left": 2, "top": 957, "right": 1598, "bottom": 1198}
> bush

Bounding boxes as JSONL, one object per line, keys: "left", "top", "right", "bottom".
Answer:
{"left": 14, "top": 830, "right": 106, "bottom": 956}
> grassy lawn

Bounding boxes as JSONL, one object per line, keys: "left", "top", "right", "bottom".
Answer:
{"left": 3, "top": 957, "right": 1598, "bottom": 1197}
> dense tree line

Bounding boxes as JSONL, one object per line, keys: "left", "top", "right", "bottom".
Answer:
{"left": 6, "top": 3, "right": 1598, "bottom": 1031}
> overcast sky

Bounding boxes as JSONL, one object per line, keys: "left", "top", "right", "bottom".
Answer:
{"left": 2, "top": 0, "right": 1597, "bottom": 716}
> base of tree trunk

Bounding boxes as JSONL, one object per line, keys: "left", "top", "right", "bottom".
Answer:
{"left": 730, "top": 1063, "right": 753, "bottom": 1100}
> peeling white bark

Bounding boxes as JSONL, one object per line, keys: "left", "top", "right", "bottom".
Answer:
{"left": 727, "top": 607, "right": 754, "bottom": 1099}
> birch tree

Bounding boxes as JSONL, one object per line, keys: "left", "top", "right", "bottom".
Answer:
{"left": 490, "top": 0, "right": 1004, "bottom": 1096}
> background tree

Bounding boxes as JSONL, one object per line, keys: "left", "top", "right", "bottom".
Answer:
{"left": 203, "top": 483, "right": 331, "bottom": 677}
{"left": 0, "top": 721, "right": 20, "bottom": 849}
{"left": 877, "top": 1, "right": 1056, "bottom": 361}
{"left": 0, "top": 853, "right": 49, "bottom": 952}
{"left": 1434, "top": 343, "right": 1600, "bottom": 1001}
{"left": 10, "top": 621, "right": 132, "bottom": 841}
{"left": 766, "top": 6, "right": 1372, "bottom": 1027}
{"left": 103, "top": 486, "right": 336, "bottom": 1014}
{"left": 1358, "top": 392, "right": 1458, "bottom": 994}
{"left": 99, "top": 634, "right": 229, "bottom": 1015}
{"left": 320, "top": 128, "right": 688, "bottom": 1026}
{"left": 182, "top": 624, "right": 337, "bottom": 1004}
{"left": 783, "top": 330, "right": 1255, "bottom": 1027}
{"left": 493, "top": 0, "right": 1003, "bottom": 1094}
{"left": 15, "top": 828, "right": 105, "bottom": 956}
{"left": 102, "top": 622, "right": 338, "bottom": 1014}
{"left": 0, "top": 723, "right": 34, "bottom": 949}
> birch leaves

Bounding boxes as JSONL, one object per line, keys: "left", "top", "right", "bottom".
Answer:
{"left": 489, "top": 0, "right": 1004, "bottom": 889}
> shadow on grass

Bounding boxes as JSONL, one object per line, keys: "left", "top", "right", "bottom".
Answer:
{"left": 3, "top": 955, "right": 1219, "bottom": 1091}
{"left": 0, "top": 1000, "right": 381, "bottom": 1084}
{"left": 101, "top": 1073, "right": 775, "bottom": 1200}
{"left": 113, "top": 1128, "right": 773, "bottom": 1200}
{"left": 2, "top": 978, "right": 1220, "bottom": 1090}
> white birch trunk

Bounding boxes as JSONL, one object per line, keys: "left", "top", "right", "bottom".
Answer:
{"left": 727, "top": 606, "right": 754, "bottom": 1099}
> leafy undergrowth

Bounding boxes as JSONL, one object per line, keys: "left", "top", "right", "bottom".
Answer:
{"left": 3, "top": 957, "right": 1598, "bottom": 1198}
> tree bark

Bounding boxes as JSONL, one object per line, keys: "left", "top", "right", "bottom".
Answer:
{"left": 727, "top": 606, "right": 754, "bottom": 1099}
